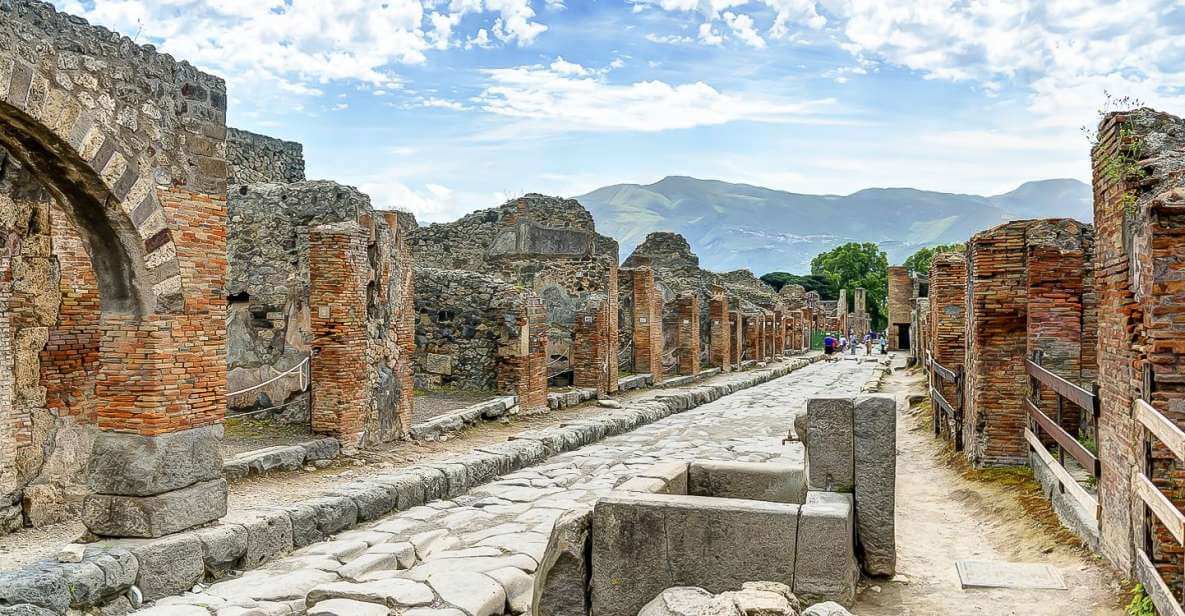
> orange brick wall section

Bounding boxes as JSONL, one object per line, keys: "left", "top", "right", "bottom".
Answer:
{"left": 573, "top": 295, "right": 615, "bottom": 396}
{"left": 928, "top": 252, "right": 966, "bottom": 443}
{"left": 41, "top": 205, "right": 100, "bottom": 423}
{"left": 709, "top": 289, "right": 730, "bottom": 371}
{"left": 676, "top": 292, "right": 701, "bottom": 376}
{"left": 94, "top": 188, "right": 227, "bottom": 436}
{"left": 497, "top": 293, "right": 549, "bottom": 411}
{"left": 632, "top": 267, "right": 663, "bottom": 382}
{"left": 309, "top": 223, "right": 370, "bottom": 444}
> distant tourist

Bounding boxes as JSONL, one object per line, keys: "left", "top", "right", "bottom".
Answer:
{"left": 824, "top": 333, "right": 835, "bottom": 356}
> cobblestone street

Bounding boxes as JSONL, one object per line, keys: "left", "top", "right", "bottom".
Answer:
{"left": 138, "top": 359, "right": 879, "bottom": 615}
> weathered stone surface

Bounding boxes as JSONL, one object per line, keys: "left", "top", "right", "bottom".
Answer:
{"left": 533, "top": 508, "right": 591, "bottom": 616}
{"left": 638, "top": 587, "right": 742, "bottom": 616}
{"left": 722, "top": 588, "right": 798, "bottom": 616}
{"left": 805, "top": 398, "right": 854, "bottom": 492}
{"left": 195, "top": 524, "right": 249, "bottom": 578}
{"left": 591, "top": 492, "right": 799, "bottom": 616}
{"left": 307, "top": 578, "right": 434, "bottom": 607}
{"left": 636, "top": 462, "right": 690, "bottom": 495}
{"left": 223, "top": 509, "right": 295, "bottom": 569}
{"left": 688, "top": 461, "right": 804, "bottom": 504}
{"left": 208, "top": 568, "right": 338, "bottom": 602}
{"left": 308, "top": 598, "right": 388, "bottom": 616}
{"left": 86, "top": 426, "right": 224, "bottom": 497}
{"left": 427, "top": 571, "right": 506, "bottom": 616}
{"left": 131, "top": 533, "right": 206, "bottom": 601}
{"left": 233, "top": 446, "right": 306, "bottom": 475}
{"left": 800, "top": 602, "right": 853, "bottom": 616}
{"left": 794, "top": 492, "right": 858, "bottom": 607}
{"left": 0, "top": 605, "right": 57, "bottom": 616}
{"left": 853, "top": 395, "right": 896, "bottom": 577}
{"left": 486, "top": 566, "right": 534, "bottom": 614}
{"left": 300, "top": 438, "right": 341, "bottom": 462}
{"left": 82, "top": 479, "right": 228, "bottom": 538}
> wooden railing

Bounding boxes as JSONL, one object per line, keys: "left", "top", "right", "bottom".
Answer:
{"left": 1133, "top": 396, "right": 1185, "bottom": 616}
{"left": 927, "top": 350, "right": 964, "bottom": 451}
{"left": 1024, "top": 355, "right": 1100, "bottom": 527}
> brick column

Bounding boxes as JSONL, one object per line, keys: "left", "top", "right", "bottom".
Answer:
{"left": 632, "top": 267, "right": 663, "bottom": 382}
{"left": 1092, "top": 109, "right": 1185, "bottom": 576}
{"left": 929, "top": 252, "right": 967, "bottom": 443}
{"left": 730, "top": 311, "right": 743, "bottom": 369}
{"left": 888, "top": 267, "right": 912, "bottom": 350}
{"left": 709, "top": 288, "right": 730, "bottom": 371}
{"left": 964, "top": 221, "right": 1031, "bottom": 467}
{"left": 83, "top": 189, "right": 230, "bottom": 538}
{"left": 498, "top": 295, "right": 549, "bottom": 412}
{"left": 309, "top": 222, "right": 370, "bottom": 446}
{"left": 607, "top": 261, "right": 620, "bottom": 393}
{"left": 676, "top": 292, "right": 701, "bottom": 376}
{"left": 1025, "top": 221, "right": 1092, "bottom": 437}
{"left": 573, "top": 294, "right": 615, "bottom": 396}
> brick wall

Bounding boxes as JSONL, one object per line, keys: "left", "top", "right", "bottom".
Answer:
{"left": 929, "top": 252, "right": 967, "bottom": 443}
{"left": 964, "top": 221, "right": 1031, "bottom": 466}
{"left": 573, "top": 294, "right": 616, "bottom": 396}
{"left": 1092, "top": 109, "right": 1185, "bottom": 579}
{"left": 730, "top": 311, "right": 743, "bottom": 368}
{"left": 309, "top": 222, "right": 370, "bottom": 445}
{"left": 709, "top": 289, "right": 730, "bottom": 371}
{"left": 1025, "top": 220, "right": 1093, "bottom": 437}
{"left": 888, "top": 266, "right": 912, "bottom": 350}
{"left": 40, "top": 206, "right": 100, "bottom": 423}
{"left": 676, "top": 293, "right": 701, "bottom": 375}
{"left": 632, "top": 267, "right": 663, "bottom": 381}
{"left": 498, "top": 294, "right": 549, "bottom": 412}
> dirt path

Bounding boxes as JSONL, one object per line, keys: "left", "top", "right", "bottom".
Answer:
{"left": 854, "top": 361, "right": 1127, "bottom": 616}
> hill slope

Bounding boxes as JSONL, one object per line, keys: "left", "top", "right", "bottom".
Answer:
{"left": 574, "top": 176, "right": 1091, "bottom": 274}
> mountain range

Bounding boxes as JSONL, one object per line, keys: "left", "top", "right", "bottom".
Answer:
{"left": 574, "top": 176, "right": 1092, "bottom": 275}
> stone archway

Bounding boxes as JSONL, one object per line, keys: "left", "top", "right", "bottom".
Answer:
{"left": 1, "top": 1, "right": 230, "bottom": 537}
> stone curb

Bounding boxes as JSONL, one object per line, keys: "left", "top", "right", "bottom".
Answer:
{"left": 0, "top": 354, "right": 822, "bottom": 615}
{"left": 222, "top": 438, "right": 342, "bottom": 481}
{"left": 408, "top": 396, "right": 519, "bottom": 441}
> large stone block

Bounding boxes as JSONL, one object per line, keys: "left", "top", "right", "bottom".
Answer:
{"left": 86, "top": 425, "right": 224, "bottom": 497}
{"left": 591, "top": 492, "right": 799, "bottom": 616}
{"left": 794, "top": 492, "right": 858, "bottom": 607}
{"left": 688, "top": 461, "right": 805, "bottom": 504}
{"left": 853, "top": 395, "right": 896, "bottom": 577}
{"left": 533, "top": 508, "right": 592, "bottom": 616}
{"left": 223, "top": 508, "right": 295, "bottom": 569}
{"left": 82, "top": 479, "right": 228, "bottom": 538}
{"left": 805, "top": 398, "right": 854, "bottom": 492}
{"left": 131, "top": 533, "right": 206, "bottom": 601}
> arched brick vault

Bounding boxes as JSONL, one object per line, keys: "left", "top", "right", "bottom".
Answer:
{"left": 1, "top": 0, "right": 230, "bottom": 536}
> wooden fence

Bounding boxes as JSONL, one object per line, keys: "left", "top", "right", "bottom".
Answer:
{"left": 927, "top": 350, "right": 963, "bottom": 450}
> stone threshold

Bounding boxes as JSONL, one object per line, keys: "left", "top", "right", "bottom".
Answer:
{"left": 223, "top": 438, "right": 342, "bottom": 481}
{"left": 0, "top": 353, "right": 823, "bottom": 615}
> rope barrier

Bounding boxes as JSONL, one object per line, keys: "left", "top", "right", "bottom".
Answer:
{"left": 227, "top": 357, "right": 309, "bottom": 398}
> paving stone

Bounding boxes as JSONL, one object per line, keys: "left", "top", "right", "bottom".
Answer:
{"left": 338, "top": 552, "right": 402, "bottom": 581}
{"left": 307, "top": 578, "right": 435, "bottom": 607}
{"left": 366, "top": 542, "right": 417, "bottom": 568}
{"left": 308, "top": 598, "right": 388, "bottom": 616}
{"left": 485, "top": 566, "right": 533, "bottom": 615}
{"left": 131, "top": 533, "right": 206, "bottom": 601}
{"left": 298, "top": 540, "right": 368, "bottom": 562}
{"left": 207, "top": 569, "right": 338, "bottom": 602}
{"left": 426, "top": 571, "right": 506, "bottom": 616}
{"left": 222, "top": 509, "right": 294, "bottom": 570}
{"left": 476, "top": 532, "right": 549, "bottom": 562}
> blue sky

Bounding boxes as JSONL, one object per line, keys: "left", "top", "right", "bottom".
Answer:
{"left": 56, "top": 1, "right": 1185, "bottom": 222}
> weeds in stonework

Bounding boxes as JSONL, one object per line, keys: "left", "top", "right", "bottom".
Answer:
{"left": 1125, "top": 583, "right": 1156, "bottom": 616}
{"left": 1082, "top": 92, "right": 1149, "bottom": 218}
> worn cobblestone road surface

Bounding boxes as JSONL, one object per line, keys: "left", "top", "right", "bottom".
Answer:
{"left": 136, "top": 359, "right": 877, "bottom": 616}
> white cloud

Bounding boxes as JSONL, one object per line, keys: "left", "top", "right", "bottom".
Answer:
{"left": 53, "top": 0, "right": 548, "bottom": 104}
{"left": 819, "top": 0, "right": 1185, "bottom": 126}
{"left": 723, "top": 11, "right": 765, "bottom": 48}
{"left": 698, "top": 22, "right": 725, "bottom": 45}
{"left": 419, "top": 97, "right": 470, "bottom": 111}
{"left": 473, "top": 59, "right": 836, "bottom": 132}
{"left": 646, "top": 32, "right": 695, "bottom": 45}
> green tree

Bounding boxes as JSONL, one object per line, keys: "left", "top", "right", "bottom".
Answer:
{"left": 810, "top": 242, "right": 889, "bottom": 330}
{"left": 759, "top": 272, "right": 838, "bottom": 300}
{"left": 902, "top": 243, "right": 965, "bottom": 276}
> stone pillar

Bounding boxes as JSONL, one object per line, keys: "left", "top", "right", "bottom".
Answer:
{"left": 837, "top": 288, "right": 848, "bottom": 336}
{"left": 607, "top": 261, "right": 620, "bottom": 393}
{"left": 309, "top": 222, "right": 370, "bottom": 446}
{"left": 574, "top": 294, "right": 615, "bottom": 396}
{"left": 730, "top": 310, "right": 743, "bottom": 369}
{"left": 773, "top": 309, "right": 785, "bottom": 355}
{"left": 928, "top": 252, "right": 967, "bottom": 442}
{"left": 709, "top": 288, "right": 730, "bottom": 371}
{"left": 632, "top": 267, "right": 663, "bottom": 382}
{"left": 83, "top": 189, "right": 230, "bottom": 538}
{"left": 676, "top": 293, "right": 701, "bottom": 376}
{"left": 887, "top": 267, "right": 912, "bottom": 350}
